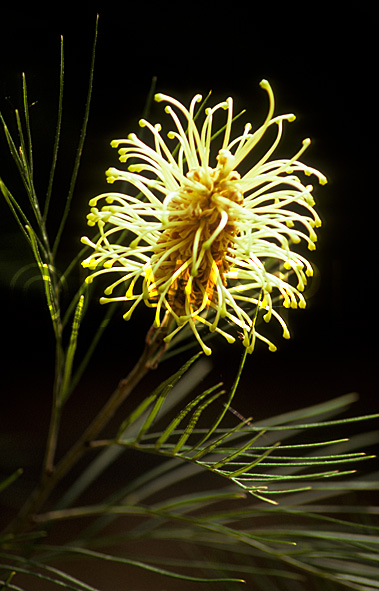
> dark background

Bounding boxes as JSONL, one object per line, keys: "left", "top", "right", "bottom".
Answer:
{"left": 0, "top": 4, "right": 377, "bottom": 589}
{"left": 1, "top": 5, "right": 376, "bottom": 407}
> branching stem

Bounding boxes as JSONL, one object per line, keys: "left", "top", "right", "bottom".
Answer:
{"left": 8, "top": 321, "right": 169, "bottom": 535}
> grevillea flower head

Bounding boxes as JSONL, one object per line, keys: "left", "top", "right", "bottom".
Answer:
{"left": 82, "top": 80, "right": 327, "bottom": 355}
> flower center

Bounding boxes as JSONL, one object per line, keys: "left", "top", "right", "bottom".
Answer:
{"left": 148, "top": 150, "right": 243, "bottom": 317}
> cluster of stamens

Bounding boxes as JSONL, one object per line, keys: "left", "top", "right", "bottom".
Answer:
{"left": 149, "top": 151, "right": 243, "bottom": 319}
{"left": 82, "top": 82, "right": 326, "bottom": 355}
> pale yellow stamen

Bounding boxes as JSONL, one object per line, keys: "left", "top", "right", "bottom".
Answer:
{"left": 82, "top": 81, "right": 326, "bottom": 354}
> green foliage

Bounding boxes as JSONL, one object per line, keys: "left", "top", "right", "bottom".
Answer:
{"left": 1, "top": 16, "right": 378, "bottom": 591}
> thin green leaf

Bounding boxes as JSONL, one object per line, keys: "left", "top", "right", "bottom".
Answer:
{"left": 24, "top": 223, "right": 44, "bottom": 268}
{"left": 60, "top": 294, "right": 85, "bottom": 403}
{"left": 62, "top": 282, "right": 88, "bottom": 330}
{"left": 255, "top": 413, "right": 379, "bottom": 432}
{"left": 110, "top": 552, "right": 302, "bottom": 580}
{"left": 254, "top": 505, "right": 379, "bottom": 533}
{"left": 212, "top": 431, "right": 269, "bottom": 471}
{"left": 229, "top": 442, "right": 281, "bottom": 478}
{"left": 172, "top": 388, "right": 226, "bottom": 454}
{"left": 258, "top": 454, "right": 373, "bottom": 468}
{"left": 194, "top": 312, "right": 258, "bottom": 449}
{"left": 0, "top": 177, "right": 32, "bottom": 243}
{"left": 237, "top": 438, "right": 351, "bottom": 450}
{"left": 237, "top": 450, "right": 366, "bottom": 461}
{"left": 191, "top": 418, "right": 257, "bottom": 461}
{"left": 0, "top": 558, "right": 100, "bottom": 591}
{"left": 154, "top": 490, "right": 246, "bottom": 513}
{"left": 0, "top": 531, "right": 47, "bottom": 549}
{"left": 69, "top": 297, "right": 116, "bottom": 393}
{"left": 139, "top": 76, "right": 157, "bottom": 133}
{"left": 0, "top": 570, "right": 17, "bottom": 591}
{"left": 117, "top": 392, "right": 158, "bottom": 440}
{"left": 130, "top": 352, "right": 203, "bottom": 443}
{"left": 302, "top": 477, "right": 379, "bottom": 493}
{"left": 154, "top": 383, "right": 224, "bottom": 452}
{"left": 263, "top": 529, "right": 379, "bottom": 546}
{"left": 209, "top": 106, "right": 247, "bottom": 143}
{"left": 133, "top": 385, "right": 189, "bottom": 446}
{"left": 22, "top": 73, "right": 33, "bottom": 176}
{"left": 44, "top": 35, "right": 64, "bottom": 221}
{"left": 0, "top": 469, "right": 23, "bottom": 495}
{"left": 200, "top": 355, "right": 248, "bottom": 453}
{"left": 313, "top": 554, "right": 379, "bottom": 578}
{"left": 26, "top": 225, "right": 60, "bottom": 337}
{"left": 52, "top": 15, "right": 98, "bottom": 256}
{"left": 0, "top": 112, "right": 30, "bottom": 197}
{"left": 14, "top": 111, "right": 29, "bottom": 182}
{"left": 253, "top": 392, "right": 361, "bottom": 429}
{"left": 224, "top": 451, "right": 371, "bottom": 472}
{"left": 237, "top": 469, "right": 358, "bottom": 482}
{"left": 56, "top": 360, "right": 211, "bottom": 517}
{"left": 337, "top": 573, "right": 379, "bottom": 589}
{"left": 42, "top": 546, "right": 245, "bottom": 584}
{"left": 14, "top": 105, "right": 39, "bottom": 219}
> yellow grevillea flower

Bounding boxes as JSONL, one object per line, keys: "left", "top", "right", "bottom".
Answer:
{"left": 82, "top": 80, "right": 326, "bottom": 355}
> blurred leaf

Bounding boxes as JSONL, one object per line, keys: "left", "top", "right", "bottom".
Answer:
{"left": 30, "top": 545, "right": 245, "bottom": 585}
{"left": 0, "top": 469, "right": 23, "bottom": 495}
{"left": 0, "top": 553, "right": 101, "bottom": 590}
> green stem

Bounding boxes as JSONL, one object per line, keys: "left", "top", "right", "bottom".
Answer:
{"left": 8, "top": 321, "right": 169, "bottom": 535}
{"left": 42, "top": 340, "right": 65, "bottom": 474}
{"left": 25, "top": 225, "right": 65, "bottom": 476}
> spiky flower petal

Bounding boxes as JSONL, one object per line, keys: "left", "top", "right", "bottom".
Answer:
{"left": 82, "top": 81, "right": 326, "bottom": 355}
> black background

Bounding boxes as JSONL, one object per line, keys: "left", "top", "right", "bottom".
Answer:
{"left": 0, "top": 4, "right": 377, "bottom": 588}
{"left": 1, "top": 6, "right": 376, "bottom": 403}
{"left": 1, "top": 7, "right": 377, "bottom": 444}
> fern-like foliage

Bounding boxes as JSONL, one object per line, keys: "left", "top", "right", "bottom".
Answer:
{"left": 2, "top": 356, "right": 374, "bottom": 590}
